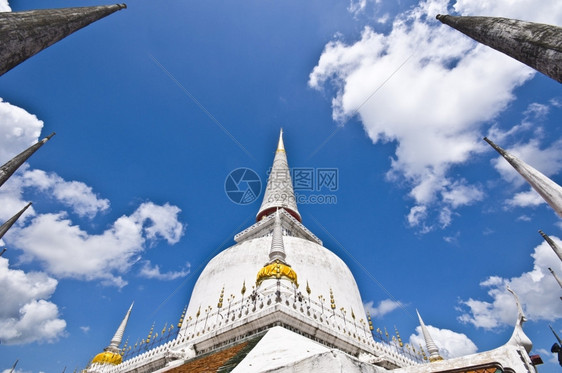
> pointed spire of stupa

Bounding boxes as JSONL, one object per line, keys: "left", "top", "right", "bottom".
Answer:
{"left": 539, "top": 230, "right": 562, "bottom": 263}
{"left": 0, "top": 202, "right": 32, "bottom": 240}
{"left": 108, "top": 302, "right": 133, "bottom": 352}
{"left": 91, "top": 302, "right": 133, "bottom": 366}
{"left": 484, "top": 137, "right": 562, "bottom": 218}
{"left": 269, "top": 209, "right": 287, "bottom": 263}
{"left": 436, "top": 15, "right": 562, "bottom": 83}
{"left": 0, "top": 133, "right": 55, "bottom": 188}
{"left": 0, "top": 4, "right": 126, "bottom": 76}
{"left": 256, "top": 129, "right": 301, "bottom": 222}
{"left": 416, "top": 309, "right": 443, "bottom": 362}
{"left": 548, "top": 268, "right": 562, "bottom": 289}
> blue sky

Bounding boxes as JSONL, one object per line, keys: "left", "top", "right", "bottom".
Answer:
{"left": 0, "top": 0, "right": 561, "bottom": 371}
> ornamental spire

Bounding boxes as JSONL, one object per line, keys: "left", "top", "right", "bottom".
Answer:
{"left": 0, "top": 133, "right": 55, "bottom": 188}
{"left": 539, "top": 230, "right": 562, "bottom": 263}
{"left": 436, "top": 15, "right": 562, "bottom": 83}
{"left": 484, "top": 137, "right": 562, "bottom": 218}
{"left": 269, "top": 209, "right": 287, "bottom": 263}
{"left": 416, "top": 309, "right": 443, "bottom": 362}
{"left": 108, "top": 302, "right": 133, "bottom": 352}
{"left": 0, "top": 4, "right": 126, "bottom": 76}
{"left": 256, "top": 129, "right": 301, "bottom": 222}
{"left": 91, "top": 302, "right": 133, "bottom": 366}
{"left": 0, "top": 202, "right": 32, "bottom": 241}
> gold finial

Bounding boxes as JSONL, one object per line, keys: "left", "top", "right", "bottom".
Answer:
{"left": 161, "top": 323, "right": 167, "bottom": 335}
{"left": 330, "top": 288, "right": 336, "bottom": 310}
{"left": 196, "top": 306, "right": 201, "bottom": 318}
{"left": 367, "top": 312, "right": 374, "bottom": 331}
{"left": 241, "top": 281, "right": 246, "bottom": 295}
{"left": 395, "top": 325, "right": 403, "bottom": 347}
{"left": 218, "top": 286, "right": 224, "bottom": 308}
{"left": 384, "top": 327, "right": 389, "bottom": 338}
{"left": 177, "top": 306, "right": 187, "bottom": 328}
{"left": 306, "top": 281, "right": 311, "bottom": 295}
{"left": 277, "top": 128, "right": 285, "bottom": 153}
{"left": 146, "top": 322, "right": 154, "bottom": 340}
{"left": 351, "top": 308, "right": 356, "bottom": 320}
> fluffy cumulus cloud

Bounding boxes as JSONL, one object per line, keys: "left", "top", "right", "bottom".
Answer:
{"left": 0, "top": 257, "right": 65, "bottom": 345}
{"left": 309, "top": 0, "right": 562, "bottom": 230}
{"left": 409, "top": 324, "right": 478, "bottom": 359}
{"left": 139, "top": 260, "right": 191, "bottom": 281}
{"left": 9, "top": 202, "right": 184, "bottom": 287}
{"left": 0, "top": 99, "right": 43, "bottom": 165}
{"left": 0, "top": 97, "right": 185, "bottom": 287}
{"left": 0, "top": 98, "right": 187, "bottom": 345}
{"left": 364, "top": 299, "right": 403, "bottom": 318}
{"left": 457, "top": 237, "right": 562, "bottom": 329}
{"left": 0, "top": 0, "right": 10, "bottom": 12}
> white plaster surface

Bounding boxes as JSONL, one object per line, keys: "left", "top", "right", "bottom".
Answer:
{"left": 183, "top": 232, "right": 368, "bottom": 331}
{"left": 231, "top": 326, "right": 330, "bottom": 372}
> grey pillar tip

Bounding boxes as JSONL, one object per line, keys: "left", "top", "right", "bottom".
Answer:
{"left": 483, "top": 137, "right": 507, "bottom": 156}
{"left": 46, "top": 132, "right": 55, "bottom": 140}
{"left": 117, "top": 3, "right": 127, "bottom": 9}
{"left": 436, "top": 14, "right": 445, "bottom": 21}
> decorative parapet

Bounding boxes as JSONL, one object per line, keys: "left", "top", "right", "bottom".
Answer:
{"left": 98, "top": 282, "right": 419, "bottom": 372}
{"left": 234, "top": 209, "right": 322, "bottom": 245}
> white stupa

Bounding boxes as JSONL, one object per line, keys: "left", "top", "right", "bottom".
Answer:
{"left": 86, "top": 130, "right": 540, "bottom": 373}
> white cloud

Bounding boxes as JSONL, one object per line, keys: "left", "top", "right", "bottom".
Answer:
{"left": 348, "top": 0, "right": 380, "bottom": 16}
{"left": 458, "top": 237, "right": 562, "bottom": 329}
{"left": 506, "top": 189, "right": 545, "bottom": 208}
{"left": 442, "top": 181, "right": 484, "bottom": 208}
{"left": 80, "top": 326, "right": 90, "bottom": 334}
{"left": 309, "top": 0, "right": 540, "bottom": 230}
{"left": 409, "top": 324, "right": 478, "bottom": 359}
{"left": 0, "top": 99, "right": 43, "bottom": 165}
{"left": 443, "top": 231, "right": 460, "bottom": 244}
{"left": 364, "top": 299, "right": 403, "bottom": 318}
{"left": 407, "top": 205, "right": 427, "bottom": 227}
{"left": 452, "top": 0, "right": 562, "bottom": 25}
{"left": 139, "top": 260, "right": 191, "bottom": 281}
{"left": 0, "top": 257, "right": 65, "bottom": 345}
{"left": 20, "top": 168, "right": 110, "bottom": 218}
{"left": 0, "top": 1, "right": 9, "bottom": 12}
{"left": 8, "top": 202, "right": 184, "bottom": 287}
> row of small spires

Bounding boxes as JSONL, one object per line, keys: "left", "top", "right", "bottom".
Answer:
{"left": 98, "top": 279, "right": 440, "bottom": 365}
